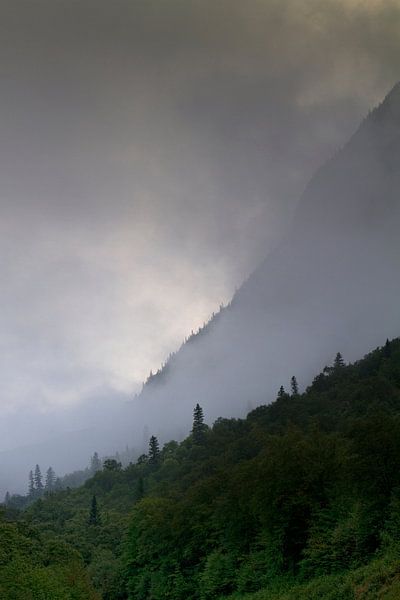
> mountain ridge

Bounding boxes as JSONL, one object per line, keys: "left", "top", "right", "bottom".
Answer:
{"left": 135, "top": 82, "right": 400, "bottom": 431}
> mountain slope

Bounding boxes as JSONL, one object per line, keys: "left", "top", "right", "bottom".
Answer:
{"left": 132, "top": 82, "right": 400, "bottom": 437}
{"left": 15, "top": 337, "right": 400, "bottom": 600}
{"left": 3, "top": 85, "right": 400, "bottom": 495}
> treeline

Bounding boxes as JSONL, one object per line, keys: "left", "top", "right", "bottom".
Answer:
{"left": 4, "top": 447, "right": 140, "bottom": 511}
{"left": 2, "top": 338, "right": 400, "bottom": 599}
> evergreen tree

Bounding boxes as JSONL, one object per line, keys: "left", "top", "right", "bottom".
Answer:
{"left": 28, "top": 470, "right": 35, "bottom": 497}
{"left": 4, "top": 491, "right": 10, "bottom": 506}
{"left": 291, "top": 376, "right": 299, "bottom": 396}
{"left": 278, "top": 385, "right": 286, "bottom": 398}
{"left": 148, "top": 435, "right": 160, "bottom": 465}
{"left": 34, "top": 464, "right": 43, "bottom": 493}
{"left": 88, "top": 494, "right": 100, "bottom": 525}
{"left": 192, "top": 403, "right": 207, "bottom": 444}
{"left": 45, "top": 467, "right": 56, "bottom": 491}
{"left": 334, "top": 352, "right": 345, "bottom": 369}
{"left": 90, "top": 452, "right": 102, "bottom": 474}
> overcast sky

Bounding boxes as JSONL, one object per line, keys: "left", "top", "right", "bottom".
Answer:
{"left": 1, "top": 0, "right": 399, "bottom": 424}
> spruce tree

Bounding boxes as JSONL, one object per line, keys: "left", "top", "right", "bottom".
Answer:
{"left": 4, "top": 491, "right": 10, "bottom": 506}
{"left": 45, "top": 467, "right": 56, "bottom": 491}
{"left": 334, "top": 352, "right": 345, "bottom": 369}
{"left": 277, "top": 385, "right": 286, "bottom": 398}
{"left": 192, "top": 403, "right": 207, "bottom": 444}
{"left": 88, "top": 494, "right": 100, "bottom": 525}
{"left": 148, "top": 435, "right": 160, "bottom": 465}
{"left": 34, "top": 464, "right": 43, "bottom": 493}
{"left": 290, "top": 376, "right": 299, "bottom": 396}
{"left": 28, "top": 470, "right": 35, "bottom": 497}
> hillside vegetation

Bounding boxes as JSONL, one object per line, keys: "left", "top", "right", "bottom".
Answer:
{"left": 3, "top": 338, "right": 400, "bottom": 599}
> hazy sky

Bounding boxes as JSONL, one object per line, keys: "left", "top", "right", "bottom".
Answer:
{"left": 1, "top": 0, "right": 399, "bottom": 421}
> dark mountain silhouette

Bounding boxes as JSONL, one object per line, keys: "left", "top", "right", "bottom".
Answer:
{"left": 134, "top": 82, "right": 400, "bottom": 431}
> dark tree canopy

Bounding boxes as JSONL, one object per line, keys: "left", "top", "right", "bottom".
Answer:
{"left": 291, "top": 376, "right": 299, "bottom": 395}
{"left": 334, "top": 352, "right": 345, "bottom": 369}
{"left": 103, "top": 459, "right": 122, "bottom": 471}
{"left": 34, "top": 465, "right": 43, "bottom": 492}
{"left": 7, "top": 338, "right": 400, "bottom": 600}
{"left": 192, "top": 403, "right": 207, "bottom": 444}
{"left": 88, "top": 494, "right": 100, "bottom": 526}
{"left": 148, "top": 435, "right": 160, "bottom": 464}
{"left": 277, "top": 385, "right": 286, "bottom": 398}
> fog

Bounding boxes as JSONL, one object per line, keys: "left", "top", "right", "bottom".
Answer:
{"left": 1, "top": 0, "right": 400, "bottom": 496}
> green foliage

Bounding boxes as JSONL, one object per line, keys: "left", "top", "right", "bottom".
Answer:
{"left": 192, "top": 403, "right": 208, "bottom": 444}
{"left": 5, "top": 338, "right": 400, "bottom": 600}
{"left": 89, "top": 495, "right": 101, "bottom": 526}
{"left": 148, "top": 435, "right": 160, "bottom": 465}
{"left": 0, "top": 516, "right": 98, "bottom": 599}
{"left": 199, "top": 550, "right": 237, "bottom": 598}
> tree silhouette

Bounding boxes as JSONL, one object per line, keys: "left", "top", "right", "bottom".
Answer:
{"left": 278, "top": 385, "right": 286, "bottom": 398}
{"left": 28, "top": 470, "right": 35, "bottom": 497}
{"left": 291, "top": 376, "right": 299, "bottom": 396}
{"left": 148, "top": 436, "right": 160, "bottom": 465}
{"left": 88, "top": 494, "right": 100, "bottom": 525}
{"left": 192, "top": 404, "right": 207, "bottom": 444}
{"left": 34, "top": 465, "right": 43, "bottom": 493}
{"left": 45, "top": 467, "right": 56, "bottom": 491}
{"left": 334, "top": 352, "right": 345, "bottom": 369}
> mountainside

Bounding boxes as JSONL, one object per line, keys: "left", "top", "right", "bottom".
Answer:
{"left": 3, "top": 85, "right": 400, "bottom": 496}
{"left": 132, "top": 83, "right": 400, "bottom": 437}
{"left": 5, "top": 336, "right": 400, "bottom": 599}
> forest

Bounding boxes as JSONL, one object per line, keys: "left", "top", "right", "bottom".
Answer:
{"left": 2, "top": 338, "right": 400, "bottom": 599}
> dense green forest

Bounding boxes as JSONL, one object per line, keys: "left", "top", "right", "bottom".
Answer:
{"left": 2, "top": 338, "right": 400, "bottom": 599}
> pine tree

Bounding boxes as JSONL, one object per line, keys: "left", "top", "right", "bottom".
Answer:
{"left": 4, "top": 491, "right": 10, "bottom": 506}
{"left": 45, "top": 467, "right": 56, "bottom": 491}
{"left": 334, "top": 352, "right": 345, "bottom": 369}
{"left": 90, "top": 452, "right": 102, "bottom": 474}
{"left": 34, "top": 464, "right": 43, "bottom": 493}
{"left": 192, "top": 403, "right": 207, "bottom": 444}
{"left": 148, "top": 435, "right": 160, "bottom": 465}
{"left": 278, "top": 385, "right": 286, "bottom": 398}
{"left": 291, "top": 376, "right": 299, "bottom": 396}
{"left": 28, "top": 470, "right": 35, "bottom": 497}
{"left": 88, "top": 494, "right": 100, "bottom": 525}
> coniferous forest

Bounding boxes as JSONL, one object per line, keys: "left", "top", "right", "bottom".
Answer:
{"left": 2, "top": 338, "right": 400, "bottom": 599}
